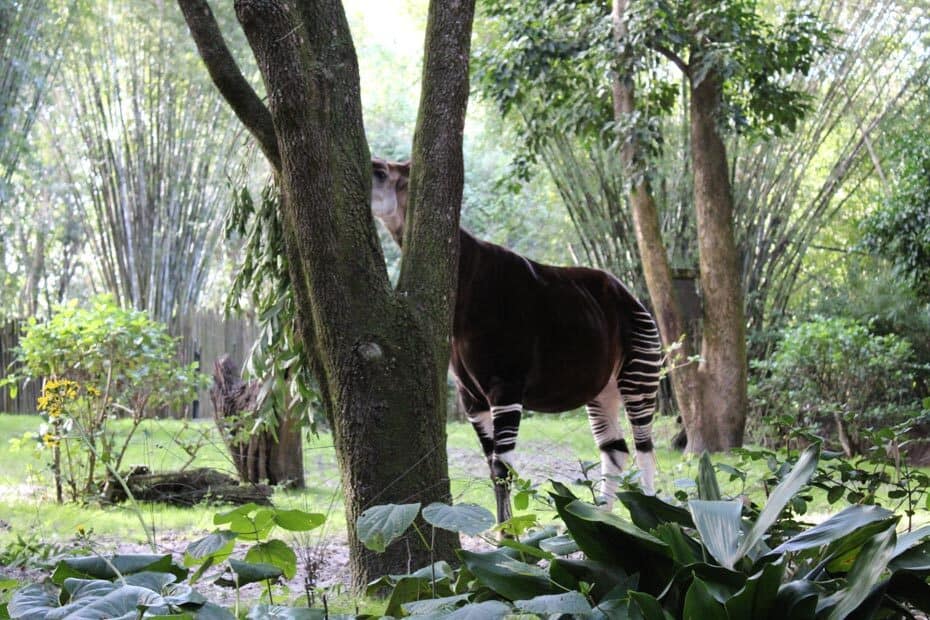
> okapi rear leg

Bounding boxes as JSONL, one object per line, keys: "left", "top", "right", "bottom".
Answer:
{"left": 586, "top": 381, "right": 628, "bottom": 510}
{"left": 489, "top": 403, "right": 522, "bottom": 524}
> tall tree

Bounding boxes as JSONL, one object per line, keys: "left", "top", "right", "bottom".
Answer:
{"left": 178, "top": 0, "right": 475, "bottom": 585}
{"left": 474, "top": 0, "right": 927, "bottom": 450}
{"left": 0, "top": 0, "right": 74, "bottom": 320}
{"left": 56, "top": 4, "right": 236, "bottom": 332}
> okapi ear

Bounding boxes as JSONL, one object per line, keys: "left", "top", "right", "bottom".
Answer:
{"left": 396, "top": 159, "right": 411, "bottom": 176}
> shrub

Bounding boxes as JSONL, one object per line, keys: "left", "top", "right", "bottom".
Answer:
{"left": 356, "top": 448, "right": 930, "bottom": 618}
{"left": 750, "top": 316, "right": 924, "bottom": 455}
{"left": 5, "top": 296, "right": 208, "bottom": 501}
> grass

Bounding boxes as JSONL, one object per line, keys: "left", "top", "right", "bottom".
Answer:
{"left": 1, "top": 409, "right": 925, "bottom": 613}
{"left": 0, "top": 410, "right": 795, "bottom": 548}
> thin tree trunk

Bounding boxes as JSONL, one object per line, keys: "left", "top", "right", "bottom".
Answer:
{"left": 611, "top": 0, "right": 701, "bottom": 446}
{"left": 689, "top": 74, "right": 748, "bottom": 451}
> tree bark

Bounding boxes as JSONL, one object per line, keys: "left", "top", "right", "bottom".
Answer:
{"left": 689, "top": 74, "right": 748, "bottom": 451}
{"left": 181, "top": 0, "right": 473, "bottom": 586}
{"left": 610, "top": 0, "right": 701, "bottom": 447}
{"left": 611, "top": 1, "right": 748, "bottom": 452}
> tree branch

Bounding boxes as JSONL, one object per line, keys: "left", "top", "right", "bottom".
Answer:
{"left": 177, "top": 0, "right": 281, "bottom": 171}
{"left": 652, "top": 43, "right": 690, "bottom": 76}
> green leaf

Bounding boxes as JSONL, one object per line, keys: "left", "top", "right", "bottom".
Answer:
{"left": 356, "top": 503, "right": 420, "bottom": 553}
{"left": 8, "top": 584, "right": 58, "bottom": 619}
{"left": 628, "top": 591, "right": 672, "bottom": 620}
{"left": 184, "top": 531, "right": 237, "bottom": 567}
{"left": 458, "top": 549, "right": 558, "bottom": 601}
{"left": 618, "top": 491, "right": 695, "bottom": 531}
{"left": 246, "top": 605, "right": 354, "bottom": 619}
{"left": 271, "top": 509, "right": 325, "bottom": 532}
{"left": 422, "top": 502, "right": 495, "bottom": 536}
{"left": 245, "top": 540, "right": 297, "bottom": 580}
{"left": 697, "top": 452, "right": 722, "bottom": 500}
{"left": 548, "top": 558, "right": 635, "bottom": 603}
{"left": 736, "top": 444, "right": 819, "bottom": 559}
{"left": 820, "top": 524, "right": 897, "bottom": 620}
{"left": 552, "top": 494, "right": 673, "bottom": 595}
{"left": 498, "top": 537, "right": 554, "bottom": 561}
{"left": 774, "top": 581, "right": 819, "bottom": 620}
{"left": 401, "top": 593, "right": 471, "bottom": 616}
{"left": 725, "top": 559, "right": 784, "bottom": 619}
{"left": 689, "top": 500, "right": 743, "bottom": 569}
{"left": 216, "top": 560, "right": 283, "bottom": 588}
{"left": 52, "top": 554, "right": 187, "bottom": 584}
{"left": 683, "top": 576, "right": 728, "bottom": 620}
{"left": 538, "top": 534, "right": 579, "bottom": 556}
{"left": 514, "top": 591, "right": 593, "bottom": 615}
{"left": 444, "top": 600, "right": 512, "bottom": 619}
{"left": 768, "top": 504, "right": 893, "bottom": 558}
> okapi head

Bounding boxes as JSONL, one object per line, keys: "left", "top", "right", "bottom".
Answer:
{"left": 371, "top": 157, "right": 410, "bottom": 245}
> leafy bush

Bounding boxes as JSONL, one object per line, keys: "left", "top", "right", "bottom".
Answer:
{"left": 5, "top": 505, "right": 328, "bottom": 620}
{"left": 4, "top": 296, "right": 207, "bottom": 501}
{"left": 750, "top": 316, "right": 925, "bottom": 455}
{"left": 358, "top": 448, "right": 930, "bottom": 619}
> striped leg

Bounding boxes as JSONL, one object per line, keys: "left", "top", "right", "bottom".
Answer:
{"left": 619, "top": 309, "right": 662, "bottom": 494}
{"left": 587, "top": 381, "right": 627, "bottom": 510}
{"left": 490, "top": 403, "right": 522, "bottom": 524}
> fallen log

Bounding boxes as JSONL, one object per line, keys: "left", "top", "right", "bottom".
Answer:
{"left": 105, "top": 466, "right": 272, "bottom": 507}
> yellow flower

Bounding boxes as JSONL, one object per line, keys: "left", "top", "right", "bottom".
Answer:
{"left": 41, "top": 433, "right": 60, "bottom": 448}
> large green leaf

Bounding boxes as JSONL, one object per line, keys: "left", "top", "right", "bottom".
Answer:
{"left": 271, "top": 509, "right": 326, "bottom": 532}
{"left": 356, "top": 503, "right": 421, "bottom": 553}
{"left": 444, "top": 600, "right": 512, "bottom": 619}
{"left": 735, "top": 444, "right": 819, "bottom": 559}
{"left": 51, "top": 554, "right": 187, "bottom": 584}
{"left": 246, "top": 605, "right": 353, "bottom": 619}
{"left": 401, "top": 593, "right": 471, "bottom": 616}
{"left": 628, "top": 591, "right": 673, "bottom": 620}
{"left": 688, "top": 500, "right": 742, "bottom": 569}
{"left": 184, "top": 531, "right": 238, "bottom": 567}
{"left": 538, "top": 534, "right": 579, "bottom": 556}
{"left": 548, "top": 558, "right": 635, "bottom": 603}
{"left": 422, "top": 502, "right": 494, "bottom": 536}
{"left": 773, "top": 581, "right": 819, "bottom": 620}
{"left": 59, "top": 584, "right": 167, "bottom": 619}
{"left": 458, "top": 549, "right": 557, "bottom": 601}
{"left": 617, "top": 491, "right": 695, "bottom": 531}
{"left": 553, "top": 495, "right": 674, "bottom": 595}
{"left": 820, "top": 524, "right": 897, "bottom": 620}
{"left": 724, "top": 559, "right": 784, "bottom": 620}
{"left": 8, "top": 584, "right": 58, "bottom": 619}
{"left": 683, "top": 576, "right": 728, "bottom": 620}
{"left": 513, "top": 592, "right": 593, "bottom": 615}
{"left": 245, "top": 540, "right": 298, "bottom": 580}
{"left": 653, "top": 523, "right": 703, "bottom": 566}
{"left": 768, "top": 504, "right": 892, "bottom": 557}
{"left": 216, "top": 560, "right": 283, "bottom": 588}
{"left": 697, "top": 452, "right": 722, "bottom": 501}
{"left": 821, "top": 518, "right": 899, "bottom": 574}
{"left": 889, "top": 539, "right": 930, "bottom": 574}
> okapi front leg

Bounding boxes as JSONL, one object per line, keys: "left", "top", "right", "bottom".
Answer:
{"left": 490, "top": 403, "right": 522, "bottom": 524}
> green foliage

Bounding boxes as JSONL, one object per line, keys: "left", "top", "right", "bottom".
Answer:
{"left": 227, "top": 184, "right": 320, "bottom": 432}
{"left": 750, "top": 316, "right": 926, "bottom": 454}
{"left": 860, "top": 129, "right": 930, "bottom": 300}
{"left": 4, "top": 296, "right": 207, "bottom": 501}
{"left": 360, "top": 448, "right": 930, "bottom": 618}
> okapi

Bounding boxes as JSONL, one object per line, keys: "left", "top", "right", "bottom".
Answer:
{"left": 371, "top": 157, "right": 661, "bottom": 523}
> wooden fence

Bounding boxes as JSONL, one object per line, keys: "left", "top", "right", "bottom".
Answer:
{"left": 0, "top": 312, "right": 258, "bottom": 417}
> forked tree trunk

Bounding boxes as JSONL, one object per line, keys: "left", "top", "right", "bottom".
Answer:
{"left": 611, "top": 0, "right": 747, "bottom": 452}
{"left": 180, "top": 0, "right": 473, "bottom": 586}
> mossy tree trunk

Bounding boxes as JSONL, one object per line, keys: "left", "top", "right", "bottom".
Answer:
{"left": 611, "top": 0, "right": 747, "bottom": 452}
{"left": 179, "top": 0, "right": 474, "bottom": 586}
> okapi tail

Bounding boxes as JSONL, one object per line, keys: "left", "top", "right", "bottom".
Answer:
{"left": 618, "top": 304, "right": 662, "bottom": 453}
